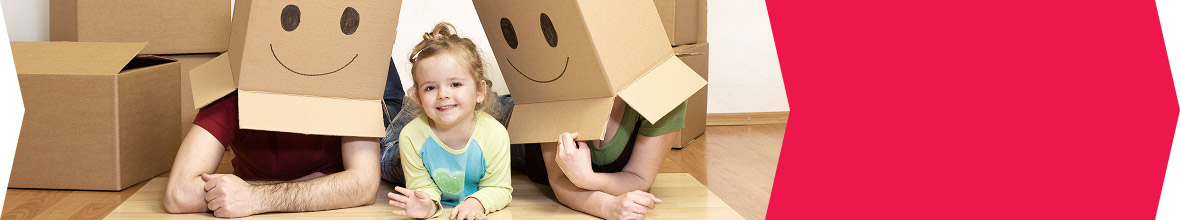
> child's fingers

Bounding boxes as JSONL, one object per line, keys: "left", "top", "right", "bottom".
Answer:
{"left": 391, "top": 210, "right": 408, "bottom": 216}
{"left": 388, "top": 192, "right": 409, "bottom": 203}
{"left": 394, "top": 186, "right": 412, "bottom": 195}
{"left": 388, "top": 199, "right": 406, "bottom": 208}
{"left": 450, "top": 207, "right": 460, "bottom": 220}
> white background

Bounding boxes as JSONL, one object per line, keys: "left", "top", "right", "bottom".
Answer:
{"left": 1153, "top": 0, "right": 1179, "bottom": 218}
{"left": 0, "top": 0, "right": 1177, "bottom": 218}
{"left": 0, "top": 0, "right": 791, "bottom": 114}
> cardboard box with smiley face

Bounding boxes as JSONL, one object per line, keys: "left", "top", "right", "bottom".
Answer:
{"left": 474, "top": 0, "right": 708, "bottom": 144}
{"left": 189, "top": 0, "right": 402, "bottom": 138}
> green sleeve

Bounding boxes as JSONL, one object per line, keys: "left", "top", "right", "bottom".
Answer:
{"left": 467, "top": 113, "right": 514, "bottom": 214}
{"left": 398, "top": 119, "right": 444, "bottom": 218}
{"left": 637, "top": 101, "right": 688, "bottom": 137}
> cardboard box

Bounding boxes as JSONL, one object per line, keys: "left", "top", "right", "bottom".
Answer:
{"left": 160, "top": 54, "right": 221, "bottom": 139}
{"left": 10, "top": 42, "right": 181, "bottom": 191}
{"left": 673, "top": 43, "right": 708, "bottom": 148}
{"left": 474, "top": 0, "right": 708, "bottom": 144}
{"left": 50, "top": 0, "right": 231, "bottom": 55}
{"left": 696, "top": 0, "right": 707, "bottom": 43}
{"left": 654, "top": 0, "right": 701, "bottom": 46}
{"left": 190, "top": 0, "right": 402, "bottom": 138}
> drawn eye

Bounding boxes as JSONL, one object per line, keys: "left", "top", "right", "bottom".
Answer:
{"left": 500, "top": 18, "right": 519, "bottom": 49}
{"left": 280, "top": 5, "right": 300, "bottom": 32}
{"left": 541, "top": 13, "right": 558, "bottom": 47}
{"left": 340, "top": 7, "right": 360, "bottom": 35}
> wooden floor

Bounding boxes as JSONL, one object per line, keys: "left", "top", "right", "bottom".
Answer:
{"left": 2, "top": 123, "right": 785, "bottom": 220}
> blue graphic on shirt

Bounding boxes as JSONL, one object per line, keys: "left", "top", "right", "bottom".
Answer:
{"left": 421, "top": 137, "right": 485, "bottom": 206}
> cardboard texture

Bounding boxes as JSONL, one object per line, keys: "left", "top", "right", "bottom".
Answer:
{"left": 474, "top": 0, "right": 708, "bottom": 144}
{"left": 654, "top": 0, "right": 701, "bottom": 46}
{"left": 161, "top": 54, "right": 220, "bottom": 139}
{"left": 189, "top": 0, "right": 402, "bottom": 138}
{"left": 673, "top": 43, "right": 709, "bottom": 148}
{"left": 10, "top": 42, "right": 181, "bottom": 191}
{"left": 696, "top": 0, "right": 707, "bottom": 43}
{"left": 50, "top": 0, "right": 231, "bottom": 55}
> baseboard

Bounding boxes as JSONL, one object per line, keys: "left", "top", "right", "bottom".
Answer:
{"left": 706, "top": 111, "right": 789, "bottom": 126}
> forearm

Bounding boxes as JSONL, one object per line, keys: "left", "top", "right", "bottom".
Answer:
{"left": 252, "top": 168, "right": 380, "bottom": 213}
{"left": 583, "top": 171, "right": 653, "bottom": 196}
{"left": 551, "top": 172, "right": 619, "bottom": 218}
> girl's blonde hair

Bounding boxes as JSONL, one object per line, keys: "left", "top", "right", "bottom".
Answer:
{"left": 404, "top": 22, "right": 503, "bottom": 119}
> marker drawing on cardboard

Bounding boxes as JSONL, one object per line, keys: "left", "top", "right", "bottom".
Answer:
{"left": 190, "top": 0, "right": 402, "bottom": 138}
{"left": 473, "top": 0, "right": 708, "bottom": 144}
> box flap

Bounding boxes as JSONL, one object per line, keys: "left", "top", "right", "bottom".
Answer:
{"left": 238, "top": 91, "right": 384, "bottom": 138}
{"left": 507, "top": 97, "right": 615, "bottom": 144}
{"left": 189, "top": 53, "right": 236, "bottom": 109}
{"left": 618, "top": 56, "right": 706, "bottom": 124}
{"left": 10, "top": 42, "right": 146, "bottom": 75}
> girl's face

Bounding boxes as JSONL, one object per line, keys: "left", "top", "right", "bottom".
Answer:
{"left": 415, "top": 52, "right": 487, "bottom": 129}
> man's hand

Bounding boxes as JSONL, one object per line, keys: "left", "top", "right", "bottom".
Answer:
{"left": 202, "top": 173, "right": 265, "bottom": 218}
{"left": 556, "top": 132, "right": 595, "bottom": 189}
{"left": 389, "top": 186, "right": 437, "bottom": 218}
{"left": 450, "top": 197, "right": 488, "bottom": 220}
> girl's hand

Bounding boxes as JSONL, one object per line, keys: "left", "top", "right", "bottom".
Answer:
{"left": 449, "top": 198, "right": 488, "bottom": 220}
{"left": 389, "top": 187, "right": 437, "bottom": 218}
{"left": 555, "top": 132, "right": 595, "bottom": 189}
{"left": 607, "top": 190, "right": 662, "bottom": 220}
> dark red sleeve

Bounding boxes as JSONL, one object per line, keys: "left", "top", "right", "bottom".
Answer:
{"left": 193, "top": 92, "right": 239, "bottom": 149}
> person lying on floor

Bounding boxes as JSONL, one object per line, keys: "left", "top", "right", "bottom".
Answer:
{"left": 160, "top": 59, "right": 401, "bottom": 218}
{"left": 528, "top": 101, "right": 687, "bottom": 220}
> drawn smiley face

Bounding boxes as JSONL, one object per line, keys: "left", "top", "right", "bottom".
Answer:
{"left": 270, "top": 4, "right": 361, "bottom": 77}
{"left": 499, "top": 13, "right": 566, "bottom": 83}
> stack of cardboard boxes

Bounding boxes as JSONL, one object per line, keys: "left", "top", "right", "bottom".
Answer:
{"left": 655, "top": 0, "right": 709, "bottom": 148}
{"left": 10, "top": 0, "right": 230, "bottom": 191}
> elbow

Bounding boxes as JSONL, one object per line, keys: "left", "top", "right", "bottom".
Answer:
{"left": 163, "top": 187, "right": 203, "bottom": 214}
{"left": 351, "top": 172, "right": 382, "bottom": 206}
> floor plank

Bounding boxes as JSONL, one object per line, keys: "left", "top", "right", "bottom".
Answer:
{"left": 669, "top": 123, "right": 786, "bottom": 220}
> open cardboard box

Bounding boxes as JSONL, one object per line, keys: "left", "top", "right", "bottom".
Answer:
{"left": 190, "top": 0, "right": 402, "bottom": 138}
{"left": 50, "top": 0, "right": 231, "bottom": 55}
{"left": 474, "top": 0, "right": 707, "bottom": 144}
{"left": 10, "top": 42, "right": 181, "bottom": 191}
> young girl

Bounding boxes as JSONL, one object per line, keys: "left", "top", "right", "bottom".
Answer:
{"left": 388, "top": 22, "right": 512, "bottom": 220}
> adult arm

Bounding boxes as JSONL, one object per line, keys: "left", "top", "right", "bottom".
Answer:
{"left": 573, "top": 130, "right": 679, "bottom": 195}
{"left": 202, "top": 136, "right": 381, "bottom": 217}
{"left": 163, "top": 125, "right": 227, "bottom": 213}
{"left": 543, "top": 142, "right": 661, "bottom": 220}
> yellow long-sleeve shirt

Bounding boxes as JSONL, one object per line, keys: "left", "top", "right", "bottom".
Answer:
{"left": 399, "top": 111, "right": 512, "bottom": 217}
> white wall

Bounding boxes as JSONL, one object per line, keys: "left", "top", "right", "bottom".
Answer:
{"left": 0, "top": 0, "right": 789, "bottom": 113}
{"left": 706, "top": 0, "right": 789, "bottom": 113}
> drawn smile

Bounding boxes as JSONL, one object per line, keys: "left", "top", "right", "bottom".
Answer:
{"left": 507, "top": 57, "right": 568, "bottom": 83}
{"left": 270, "top": 44, "right": 358, "bottom": 76}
